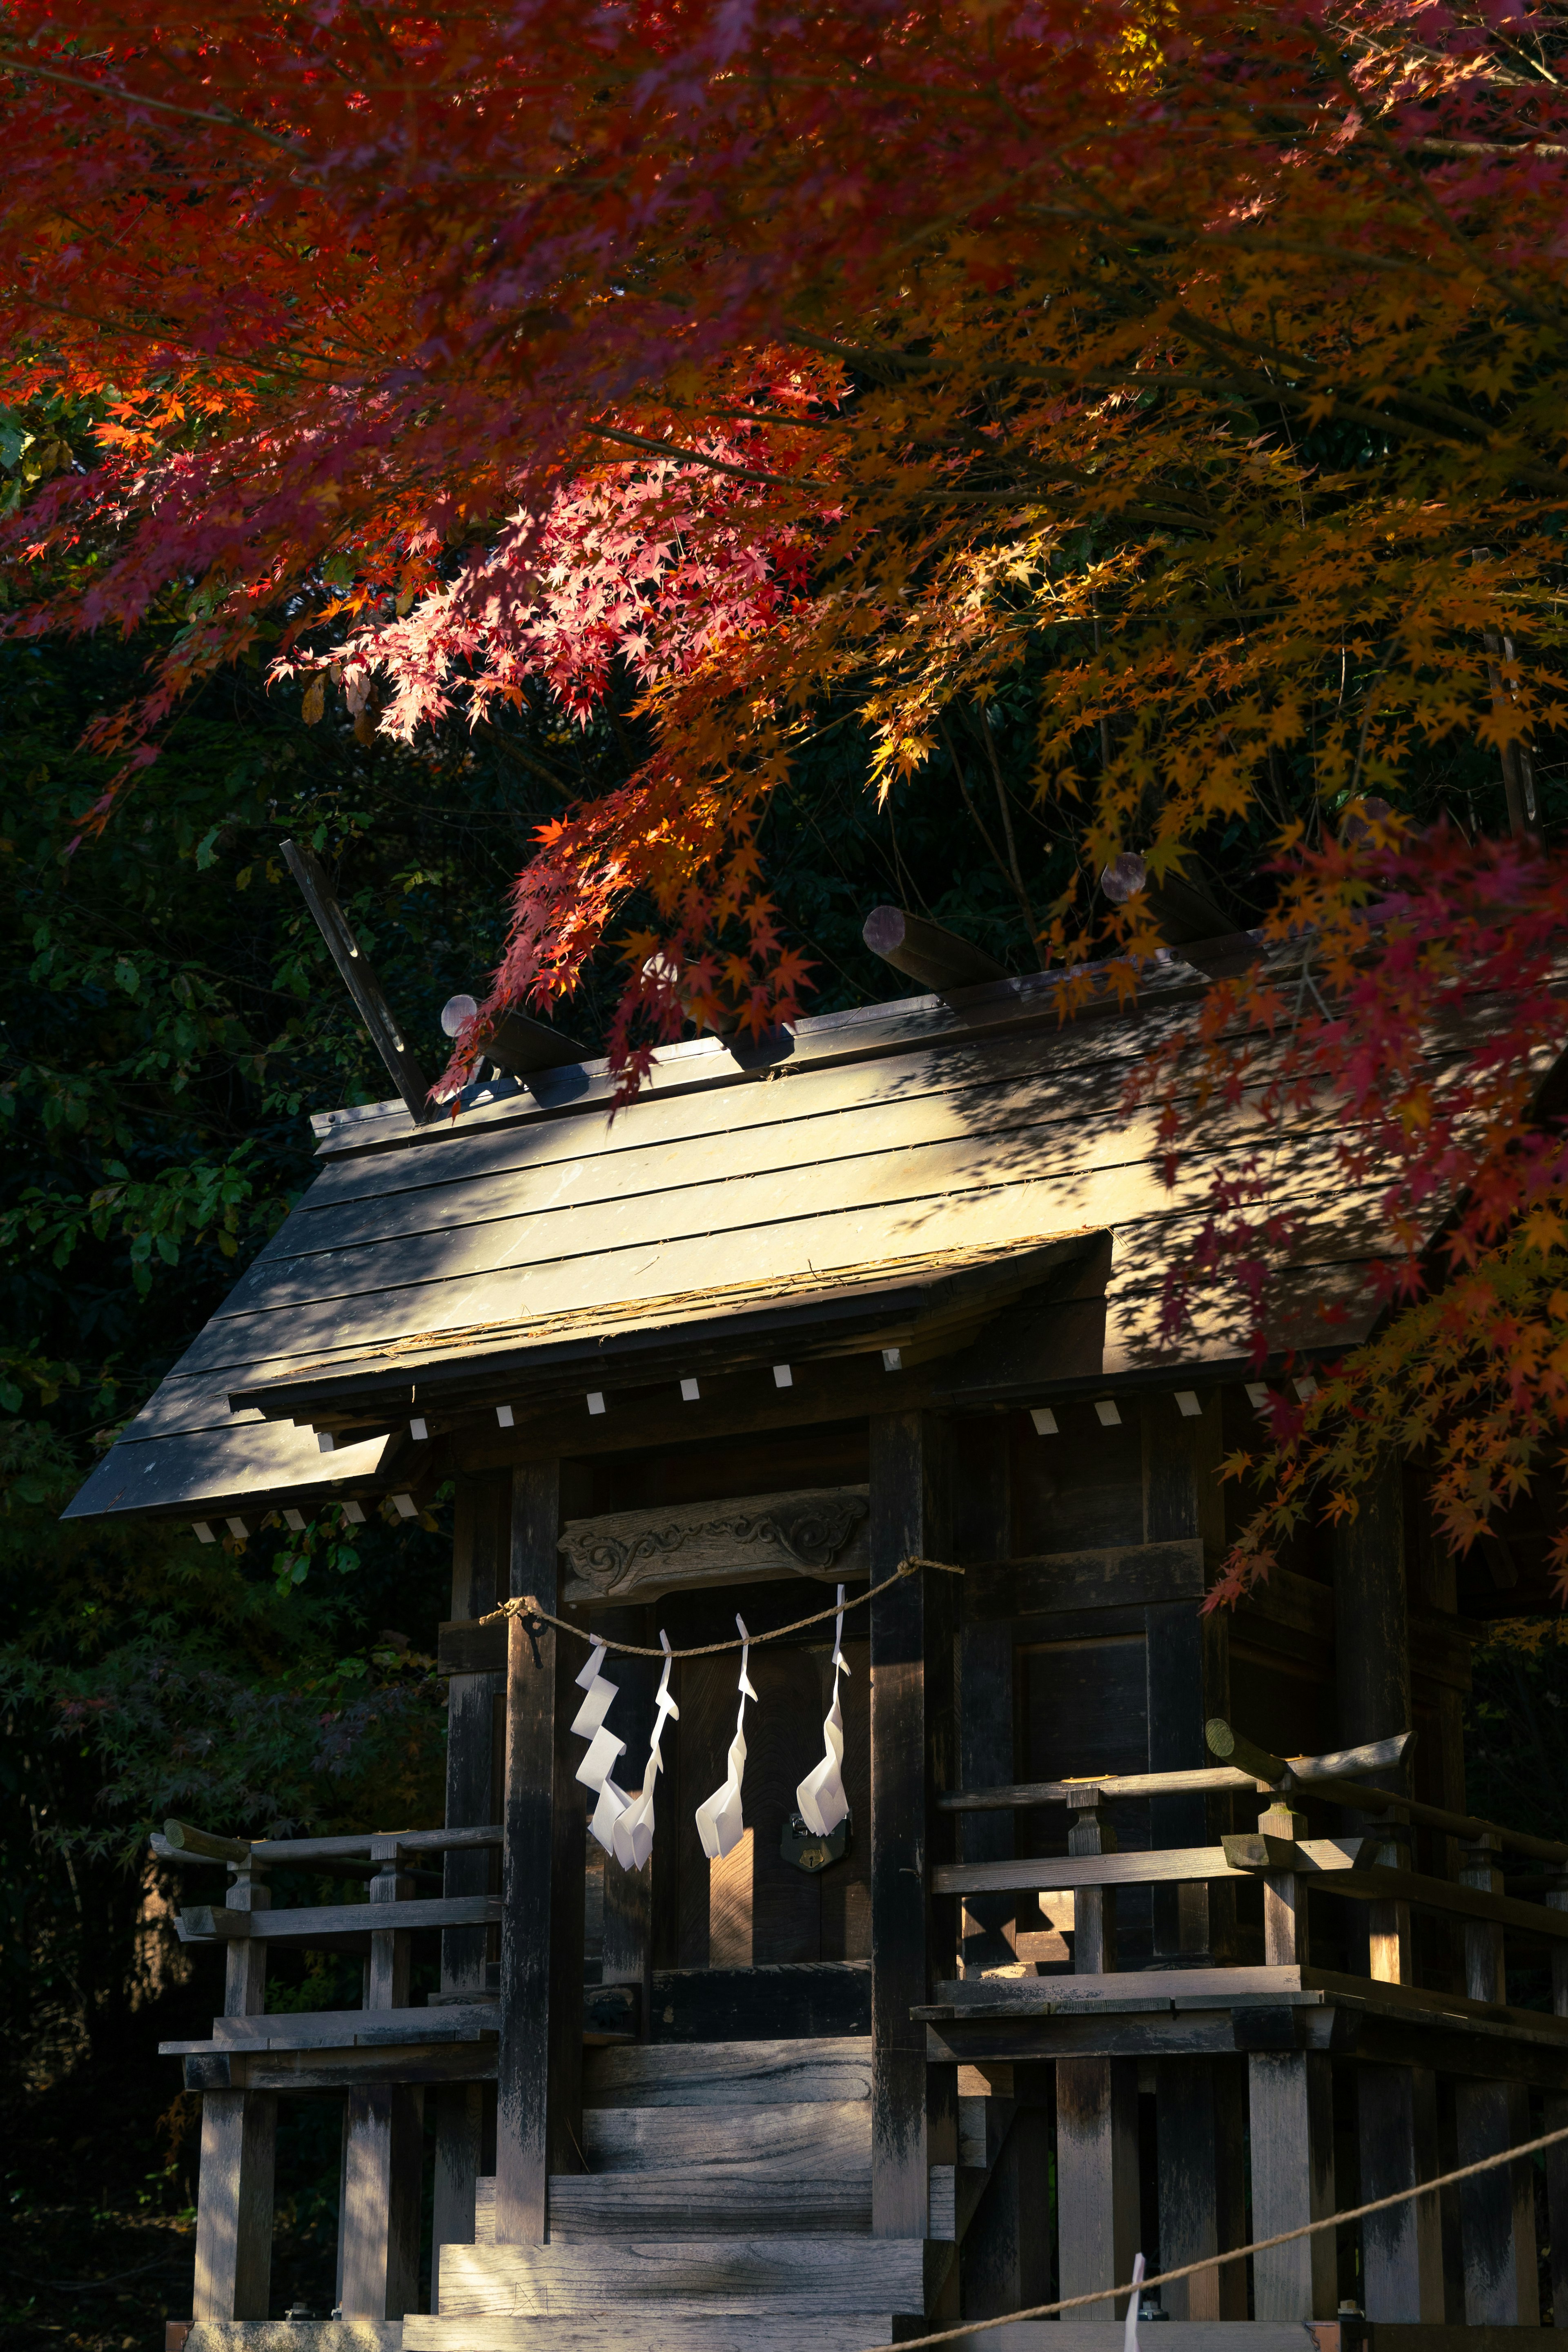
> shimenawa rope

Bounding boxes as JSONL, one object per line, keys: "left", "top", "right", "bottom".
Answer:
{"left": 484, "top": 1555, "right": 1562, "bottom": 2350}
{"left": 869, "top": 2117, "right": 1568, "bottom": 2352}
{"left": 482, "top": 1552, "right": 962, "bottom": 1659}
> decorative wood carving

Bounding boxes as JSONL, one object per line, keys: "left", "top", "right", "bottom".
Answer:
{"left": 558, "top": 1486, "right": 870, "bottom": 1607}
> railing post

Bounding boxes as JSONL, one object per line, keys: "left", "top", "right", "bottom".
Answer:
{"left": 433, "top": 1472, "right": 507, "bottom": 2296}
{"left": 1358, "top": 1822, "right": 1444, "bottom": 2320}
{"left": 1546, "top": 1866, "right": 1568, "bottom": 2331}
{"left": 339, "top": 1838, "right": 423, "bottom": 2319}
{"left": 1054, "top": 1788, "right": 1138, "bottom": 2320}
{"left": 494, "top": 1458, "right": 586, "bottom": 2243}
{"left": 1247, "top": 1800, "right": 1337, "bottom": 2320}
{"left": 1454, "top": 1833, "right": 1540, "bottom": 2323}
{"left": 869, "top": 1410, "right": 955, "bottom": 2243}
{"left": 191, "top": 1855, "right": 276, "bottom": 2322}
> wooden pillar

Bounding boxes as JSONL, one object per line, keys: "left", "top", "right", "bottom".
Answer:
{"left": 1331, "top": 1456, "right": 1412, "bottom": 1794}
{"left": 1247, "top": 1798, "right": 1336, "bottom": 2320}
{"left": 955, "top": 1418, "right": 1014, "bottom": 1977}
{"left": 1454, "top": 1835, "right": 1539, "bottom": 2323}
{"left": 1143, "top": 1389, "right": 1229, "bottom": 1959}
{"left": 192, "top": 1854, "right": 276, "bottom": 2321}
{"left": 494, "top": 1458, "right": 586, "bottom": 2243}
{"left": 1547, "top": 1869, "right": 1568, "bottom": 2328}
{"left": 870, "top": 1408, "right": 954, "bottom": 2240}
{"left": 1155, "top": 2056, "right": 1246, "bottom": 2320}
{"left": 1055, "top": 1791, "right": 1138, "bottom": 2318}
{"left": 339, "top": 1839, "right": 423, "bottom": 2318}
{"left": 1329, "top": 1456, "right": 1443, "bottom": 2320}
{"left": 433, "top": 1474, "right": 507, "bottom": 2295}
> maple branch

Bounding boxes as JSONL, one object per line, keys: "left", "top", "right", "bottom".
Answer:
{"left": 581, "top": 421, "right": 819, "bottom": 490}
{"left": 0, "top": 50, "right": 308, "bottom": 158}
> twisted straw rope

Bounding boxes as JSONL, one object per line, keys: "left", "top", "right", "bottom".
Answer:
{"left": 486, "top": 1555, "right": 1562, "bottom": 2349}
{"left": 481, "top": 1553, "right": 962, "bottom": 1657}
{"left": 877, "top": 2116, "right": 1568, "bottom": 2350}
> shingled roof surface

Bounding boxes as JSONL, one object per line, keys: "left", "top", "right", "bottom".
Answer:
{"left": 64, "top": 946, "right": 1394, "bottom": 1528}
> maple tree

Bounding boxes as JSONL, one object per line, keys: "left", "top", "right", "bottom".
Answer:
{"left": 5, "top": 0, "right": 1568, "bottom": 1583}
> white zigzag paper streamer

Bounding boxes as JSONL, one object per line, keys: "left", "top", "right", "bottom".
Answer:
{"left": 795, "top": 1583, "right": 850, "bottom": 1837}
{"left": 695, "top": 1615, "right": 757, "bottom": 1862}
{"left": 612, "top": 1629, "right": 679, "bottom": 1873}
{"left": 570, "top": 1639, "right": 631, "bottom": 1858}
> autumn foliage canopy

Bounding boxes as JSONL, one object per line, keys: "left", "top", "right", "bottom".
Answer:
{"left": 5, "top": 0, "right": 1568, "bottom": 1589}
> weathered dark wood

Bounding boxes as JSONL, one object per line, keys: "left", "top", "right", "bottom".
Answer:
{"left": 190, "top": 2089, "right": 276, "bottom": 2321}
{"left": 1359, "top": 2059, "right": 1445, "bottom": 2321}
{"left": 338, "top": 1837, "right": 424, "bottom": 2319}
{"left": 1055, "top": 2055, "right": 1139, "bottom": 2319}
{"left": 1053, "top": 1786, "right": 1139, "bottom": 2321}
{"left": 281, "top": 837, "right": 436, "bottom": 1125}
{"left": 440, "top": 1618, "right": 508, "bottom": 1677}
{"left": 869, "top": 1409, "right": 953, "bottom": 2238}
{"left": 178, "top": 1893, "right": 499, "bottom": 1942}
{"left": 190, "top": 1851, "right": 274, "bottom": 2321}
{"left": 862, "top": 904, "right": 1007, "bottom": 991}
{"left": 1548, "top": 1871, "right": 1568, "bottom": 2332}
{"left": 956, "top": 1419, "right": 1015, "bottom": 1976}
{"left": 434, "top": 1473, "right": 507, "bottom": 2288}
{"left": 494, "top": 1461, "right": 585, "bottom": 2244}
{"left": 965, "top": 1539, "right": 1205, "bottom": 1621}
{"left": 340, "top": 2083, "right": 424, "bottom": 2318}
{"left": 639, "top": 1966, "right": 879, "bottom": 2041}
{"left": 1454, "top": 1837, "right": 1539, "bottom": 2324}
{"left": 1154, "top": 2055, "right": 1247, "bottom": 2320}
{"left": 1248, "top": 2047, "right": 1336, "bottom": 2318}
{"left": 1332, "top": 1458, "right": 1411, "bottom": 2012}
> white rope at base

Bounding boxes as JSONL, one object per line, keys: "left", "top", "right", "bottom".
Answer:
{"left": 864, "top": 2113, "right": 1568, "bottom": 2352}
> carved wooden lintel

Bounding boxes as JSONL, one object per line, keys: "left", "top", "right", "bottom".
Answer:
{"left": 559, "top": 1486, "right": 870, "bottom": 1608}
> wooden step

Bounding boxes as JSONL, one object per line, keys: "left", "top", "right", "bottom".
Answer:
{"left": 436, "top": 2234, "right": 924, "bottom": 2317}
{"left": 584, "top": 2035, "right": 871, "bottom": 2109}
{"left": 406, "top": 2317, "right": 895, "bottom": 2352}
{"left": 473, "top": 2170, "right": 871, "bottom": 2241}
{"left": 588, "top": 2092, "right": 870, "bottom": 2171}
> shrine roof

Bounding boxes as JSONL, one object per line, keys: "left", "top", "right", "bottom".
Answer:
{"left": 62, "top": 942, "right": 1399, "bottom": 1529}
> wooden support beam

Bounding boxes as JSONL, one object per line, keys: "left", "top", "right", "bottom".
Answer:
{"left": 1247, "top": 2045, "right": 1337, "bottom": 2319}
{"left": 1547, "top": 1868, "right": 1568, "bottom": 2331}
{"left": 191, "top": 1850, "right": 274, "bottom": 2322}
{"left": 339, "top": 1838, "right": 423, "bottom": 2319}
{"left": 433, "top": 1473, "right": 506, "bottom": 2299}
{"left": 1055, "top": 1791, "right": 1138, "bottom": 2321}
{"left": 1244, "top": 1789, "right": 1336, "bottom": 2321}
{"left": 1055, "top": 2054, "right": 1139, "bottom": 2321}
{"left": 191, "top": 2090, "right": 277, "bottom": 2321}
{"left": 870, "top": 1408, "right": 954, "bottom": 2239}
{"left": 955, "top": 1418, "right": 1015, "bottom": 1978}
{"left": 862, "top": 904, "right": 1007, "bottom": 993}
{"left": 1143, "top": 1392, "right": 1231, "bottom": 1964}
{"left": 281, "top": 837, "right": 437, "bottom": 1125}
{"left": 1154, "top": 2055, "right": 1247, "bottom": 2321}
{"left": 494, "top": 1461, "right": 585, "bottom": 2244}
{"left": 1454, "top": 1835, "right": 1540, "bottom": 2324}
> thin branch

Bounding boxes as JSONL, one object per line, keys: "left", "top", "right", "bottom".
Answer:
{"left": 0, "top": 51, "right": 307, "bottom": 157}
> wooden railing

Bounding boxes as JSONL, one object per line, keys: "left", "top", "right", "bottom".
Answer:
{"left": 927, "top": 1720, "right": 1568, "bottom": 2328}
{"left": 154, "top": 1816, "right": 505, "bottom": 2328}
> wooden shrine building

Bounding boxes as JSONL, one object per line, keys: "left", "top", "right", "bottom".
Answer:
{"left": 64, "top": 898, "right": 1568, "bottom": 2352}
